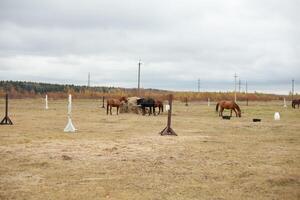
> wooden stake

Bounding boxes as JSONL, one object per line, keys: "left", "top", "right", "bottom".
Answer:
{"left": 159, "top": 94, "right": 177, "bottom": 136}
{"left": 0, "top": 94, "right": 13, "bottom": 125}
{"left": 102, "top": 96, "right": 105, "bottom": 108}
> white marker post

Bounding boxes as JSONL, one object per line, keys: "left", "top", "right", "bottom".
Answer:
{"left": 208, "top": 98, "right": 210, "bottom": 106}
{"left": 283, "top": 98, "right": 287, "bottom": 108}
{"left": 64, "top": 94, "right": 76, "bottom": 132}
{"left": 45, "top": 94, "right": 49, "bottom": 110}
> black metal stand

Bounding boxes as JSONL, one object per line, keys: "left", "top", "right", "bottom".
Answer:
{"left": 159, "top": 94, "right": 177, "bottom": 136}
{"left": 0, "top": 94, "right": 13, "bottom": 125}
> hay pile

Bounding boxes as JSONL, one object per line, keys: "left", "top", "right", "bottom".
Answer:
{"left": 120, "top": 97, "right": 142, "bottom": 114}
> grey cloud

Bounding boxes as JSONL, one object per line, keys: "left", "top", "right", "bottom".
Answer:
{"left": 0, "top": 0, "right": 299, "bottom": 94}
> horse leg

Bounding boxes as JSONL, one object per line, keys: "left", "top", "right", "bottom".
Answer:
{"left": 107, "top": 104, "right": 109, "bottom": 115}
{"left": 110, "top": 106, "right": 112, "bottom": 115}
{"left": 153, "top": 106, "right": 156, "bottom": 116}
{"left": 220, "top": 108, "right": 224, "bottom": 117}
{"left": 142, "top": 107, "right": 145, "bottom": 115}
{"left": 117, "top": 106, "right": 119, "bottom": 115}
{"left": 230, "top": 109, "right": 232, "bottom": 117}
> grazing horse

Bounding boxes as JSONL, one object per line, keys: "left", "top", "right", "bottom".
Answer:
{"left": 137, "top": 98, "right": 156, "bottom": 115}
{"left": 292, "top": 99, "right": 300, "bottom": 109}
{"left": 106, "top": 96, "right": 127, "bottom": 115}
{"left": 216, "top": 100, "right": 241, "bottom": 117}
{"left": 154, "top": 100, "right": 164, "bottom": 115}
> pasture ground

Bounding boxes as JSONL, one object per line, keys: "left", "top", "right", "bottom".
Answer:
{"left": 0, "top": 99, "right": 299, "bottom": 200}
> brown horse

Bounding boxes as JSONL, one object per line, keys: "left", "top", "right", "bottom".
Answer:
{"left": 107, "top": 97, "right": 127, "bottom": 115}
{"left": 154, "top": 100, "right": 164, "bottom": 115}
{"left": 216, "top": 100, "right": 241, "bottom": 117}
{"left": 292, "top": 99, "right": 300, "bottom": 108}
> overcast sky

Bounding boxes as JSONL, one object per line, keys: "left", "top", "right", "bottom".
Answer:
{"left": 0, "top": 0, "right": 299, "bottom": 94}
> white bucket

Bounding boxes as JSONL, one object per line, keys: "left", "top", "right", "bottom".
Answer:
{"left": 165, "top": 104, "right": 170, "bottom": 111}
{"left": 274, "top": 112, "right": 280, "bottom": 120}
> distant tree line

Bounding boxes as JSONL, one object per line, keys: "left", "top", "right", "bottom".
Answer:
{"left": 0, "top": 80, "right": 112, "bottom": 94}
{"left": 0, "top": 80, "right": 163, "bottom": 99}
{"left": 0, "top": 80, "right": 297, "bottom": 101}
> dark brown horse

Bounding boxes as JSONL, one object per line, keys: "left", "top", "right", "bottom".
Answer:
{"left": 107, "top": 97, "right": 127, "bottom": 115}
{"left": 216, "top": 100, "right": 241, "bottom": 117}
{"left": 292, "top": 99, "right": 300, "bottom": 109}
{"left": 154, "top": 100, "right": 164, "bottom": 115}
{"left": 137, "top": 97, "right": 156, "bottom": 115}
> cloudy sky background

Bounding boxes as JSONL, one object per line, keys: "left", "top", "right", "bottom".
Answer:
{"left": 0, "top": 0, "right": 299, "bottom": 94}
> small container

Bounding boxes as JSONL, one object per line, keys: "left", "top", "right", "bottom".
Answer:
{"left": 222, "top": 116, "right": 231, "bottom": 120}
{"left": 165, "top": 104, "right": 170, "bottom": 111}
{"left": 253, "top": 118, "right": 261, "bottom": 122}
{"left": 274, "top": 112, "right": 280, "bottom": 120}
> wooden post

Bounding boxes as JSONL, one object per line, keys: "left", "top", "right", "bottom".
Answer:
{"left": 102, "top": 96, "right": 105, "bottom": 108}
{"left": 159, "top": 94, "right": 177, "bottom": 136}
{"left": 185, "top": 97, "right": 188, "bottom": 106}
{"left": 0, "top": 94, "right": 13, "bottom": 125}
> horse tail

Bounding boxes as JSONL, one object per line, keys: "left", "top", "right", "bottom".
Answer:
{"left": 216, "top": 103, "right": 219, "bottom": 112}
{"left": 234, "top": 102, "right": 241, "bottom": 116}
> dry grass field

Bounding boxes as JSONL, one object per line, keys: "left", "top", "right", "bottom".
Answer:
{"left": 0, "top": 98, "right": 299, "bottom": 200}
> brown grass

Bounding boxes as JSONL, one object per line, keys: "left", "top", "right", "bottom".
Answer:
{"left": 0, "top": 99, "right": 299, "bottom": 199}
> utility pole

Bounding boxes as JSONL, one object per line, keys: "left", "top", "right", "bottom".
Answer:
{"left": 246, "top": 80, "right": 248, "bottom": 106}
{"left": 88, "top": 72, "right": 90, "bottom": 87}
{"left": 238, "top": 79, "right": 241, "bottom": 93}
{"left": 234, "top": 73, "right": 238, "bottom": 102}
{"left": 198, "top": 79, "right": 200, "bottom": 92}
{"left": 292, "top": 79, "right": 295, "bottom": 101}
{"left": 137, "top": 60, "right": 142, "bottom": 97}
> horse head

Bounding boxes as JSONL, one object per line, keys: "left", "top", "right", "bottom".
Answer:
{"left": 238, "top": 111, "right": 241, "bottom": 117}
{"left": 233, "top": 102, "right": 242, "bottom": 117}
{"left": 119, "top": 96, "right": 128, "bottom": 103}
{"left": 136, "top": 98, "right": 144, "bottom": 105}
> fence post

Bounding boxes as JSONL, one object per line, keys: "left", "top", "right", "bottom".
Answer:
{"left": 159, "top": 94, "right": 177, "bottom": 136}
{"left": 102, "top": 96, "right": 105, "bottom": 108}
{"left": 0, "top": 94, "right": 13, "bottom": 125}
